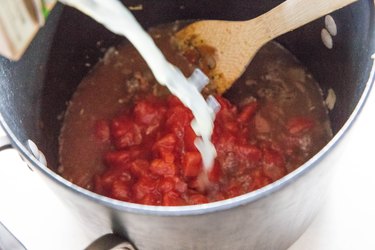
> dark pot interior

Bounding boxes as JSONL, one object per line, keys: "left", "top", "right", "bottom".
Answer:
{"left": 0, "top": 0, "right": 374, "bottom": 175}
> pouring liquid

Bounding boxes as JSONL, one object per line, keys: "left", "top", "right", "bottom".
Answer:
{"left": 59, "top": 0, "right": 218, "bottom": 172}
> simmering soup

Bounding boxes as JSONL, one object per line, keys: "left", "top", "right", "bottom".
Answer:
{"left": 59, "top": 22, "right": 332, "bottom": 206}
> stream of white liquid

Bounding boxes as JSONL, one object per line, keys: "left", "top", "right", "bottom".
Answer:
{"left": 59, "top": 0, "right": 218, "bottom": 172}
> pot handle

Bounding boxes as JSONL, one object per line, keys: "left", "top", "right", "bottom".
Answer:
{"left": 0, "top": 135, "right": 12, "bottom": 151}
{"left": 85, "top": 234, "right": 136, "bottom": 250}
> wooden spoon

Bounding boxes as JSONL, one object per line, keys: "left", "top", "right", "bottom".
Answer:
{"left": 175, "top": 0, "right": 358, "bottom": 94}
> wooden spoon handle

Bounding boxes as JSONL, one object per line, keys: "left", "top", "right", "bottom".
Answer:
{"left": 257, "top": 0, "right": 358, "bottom": 39}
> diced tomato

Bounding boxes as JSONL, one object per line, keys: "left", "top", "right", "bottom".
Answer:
{"left": 119, "top": 131, "right": 142, "bottom": 148}
{"left": 236, "top": 144, "right": 262, "bottom": 163}
{"left": 249, "top": 175, "right": 272, "bottom": 190}
{"left": 99, "top": 170, "right": 118, "bottom": 189}
{"left": 238, "top": 101, "right": 258, "bottom": 123}
{"left": 263, "top": 148, "right": 284, "bottom": 168}
{"left": 111, "top": 180, "right": 131, "bottom": 201}
{"left": 158, "top": 177, "right": 175, "bottom": 193}
{"left": 216, "top": 108, "right": 237, "bottom": 125}
{"left": 133, "top": 177, "right": 158, "bottom": 200}
{"left": 162, "top": 191, "right": 186, "bottom": 206}
{"left": 94, "top": 120, "right": 110, "bottom": 142}
{"left": 111, "top": 117, "right": 142, "bottom": 149}
{"left": 173, "top": 177, "right": 188, "bottom": 193}
{"left": 182, "top": 151, "right": 202, "bottom": 177}
{"left": 215, "top": 95, "right": 231, "bottom": 110}
{"left": 167, "top": 95, "right": 183, "bottom": 107}
{"left": 100, "top": 168, "right": 130, "bottom": 189}
{"left": 162, "top": 152, "right": 175, "bottom": 164}
{"left": 183, "top": 125, "right": 197, "bottom": 152}
{"left": 128, "top": 147, "right": 146, "bottom": 159}
{"left": 92, "top": 92, "right": 317, "bottom": 206}
{"left": 208, "top": 161, "right": 221, "bottom": 183}
{"left": 140, "top": 193, "right": 161, "bottom": 205}
{"left": 130, "top": 159, "right": 150, "bottom": 178}
{"left": 225, "top": 185, "right": 242, "bottom": 198}
{"left": 110, "top": 116, "right": 131, "bottom": 137}
{"left": 287, "top": 117, "right": 314, "bottom": 135}
{"left": 187, "top": 178, "right": 201, "bottom": 190}
{"left": 223, "top": 121, "right": 239, "bottom": 133}
{"left": 134, "top": 99, "right": 166, "bottom": 126}
{"left": 166, "top": 106, "right": 193, "bottom": 131}
{"left": 188, "top": 194, "right": 209, "bottom": 205}
{"left": 153, "top": 133, "right": 177, "bottom": 155}
{"left": 104, "top": 150, "right": 131, "bottom": 169}
{"left": 150, "top": 159, "right": 176, "bottom": 176}
{"left": 214, "top": 134, "right": 237, "bottom": 155}
{"left": 158, "top": 177, "right": 187, "bottom": 194}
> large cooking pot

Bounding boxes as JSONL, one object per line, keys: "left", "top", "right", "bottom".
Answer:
{"left": 0, "top": 1, "right": 374, "bottom": 249}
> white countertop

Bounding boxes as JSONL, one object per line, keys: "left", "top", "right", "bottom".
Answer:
{"left": 1, "top": 86, "right": 375, "bottom": 250}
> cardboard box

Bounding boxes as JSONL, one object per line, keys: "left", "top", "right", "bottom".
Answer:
{"left": 0, "top": 0, "right": 56, "bottom": 61}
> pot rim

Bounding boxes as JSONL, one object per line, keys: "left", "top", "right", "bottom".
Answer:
{"left": 1, "top": 55, "right": 374, "bottom": 216}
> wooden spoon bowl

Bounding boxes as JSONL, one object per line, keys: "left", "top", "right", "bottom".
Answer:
{"left": 176, "top": 0, "right": 358, "bottom": 94}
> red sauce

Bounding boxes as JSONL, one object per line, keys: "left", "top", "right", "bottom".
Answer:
{"left": 92, "top": 92, "right": 317, "bottom": 205}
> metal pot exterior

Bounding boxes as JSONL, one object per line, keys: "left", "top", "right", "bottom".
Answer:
{"left": 0, "top": 1, "right": 374, "bottom": 249}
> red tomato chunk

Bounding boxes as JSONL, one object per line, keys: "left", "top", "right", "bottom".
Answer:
{"left": 93, "top": 94, "right": 310, "bottom": 206}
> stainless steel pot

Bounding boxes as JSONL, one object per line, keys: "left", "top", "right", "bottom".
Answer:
{"left": 0, "top": 1, "right": 374, "bottom": 249}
